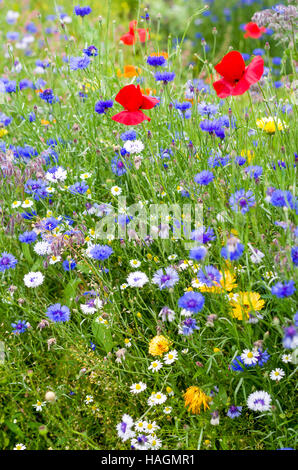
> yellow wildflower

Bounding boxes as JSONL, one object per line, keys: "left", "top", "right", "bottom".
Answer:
{"left": 256, "top": 116, "right": 286, "bottom": 134}
{"left": 149, "top": 335, "right": 171, "bottom": 357}
{"left": 230, "top": 291, "right": 265, "bottom": 320}
{"left": 183, "top": 386, "right": 212, "bottom": 414}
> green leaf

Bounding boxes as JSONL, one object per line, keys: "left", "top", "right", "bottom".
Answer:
{"left": 22, "top": 243, "right": 33, "bottom": 264}
{"left": 62, "top": 278, "right": 81, "bottom": 303}
{"left": 92, "top": 320, "right": 114, "bottom": 354}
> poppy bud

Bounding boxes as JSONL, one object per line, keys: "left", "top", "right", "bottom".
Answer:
{"left": 45, "top": 391, "right": 56, "bottom": 402}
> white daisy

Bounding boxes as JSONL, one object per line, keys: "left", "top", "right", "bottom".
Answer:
{"left": 21, "top": 199, "right": 33, "bottom": 208}
{"left": 11, "top": 200, "right": 21, "bottom": 208}
{"left": 151, "top": 392, "right": 167, "bottom": 405}
{"left": 164, "top": 350, "right": 178, "bottom": 365}
{"left": 127, "top": 271, "right": 149, "bottom": 288}
{"left": 14, "top": 443, "right": 26, "bottom": 450}
{"left": 148, "top": 435, "right": 162, "bottom": 450}
{"left": 168, "top": 254, "right": 177, "bottom": 261}
{"left": 135, "top": 420, "right": 148, "bottom": 433}
{"left": 130, "top": 259, "right": 141, "bottom": 268}
{"left": 32, "top": 400, "right": 46, "bottom": 412}
{"left": 281, "top": 354, "right": 292, "bottom": 363}
{"left": 148, "top": 360, "right": 163, "bottom": 372}
{"left": 80, "top": 172, "right": 92, "bottom": 179}
{"left": 111, "top": 185, "right": 122, "bottom": 196}
{"left": 130, "top": 382, "right": 147, "bottom": 394}
{"left": 49, "top": 255, "right": 61, "bottom": 265}
{"left": 269, "top": 368, "right": 285, "bottom": 381}
{"left": 163, "top": 406, "right": 172, "bottom": 414}
{"left": 23, "top": 271, "right": 44, "bottom": 288}
{"left": 241, "top": 349, "right": 259, "bottom": 365}
{"left": 120, "top": 283, "right": 128, "bottom": 290}
{"left": 84, "top": 395, "right": 93, "bottom": 404}
{"left": 124, "top": 338, "right": 132, "bottom": 348}
{"left": 145, "top": 421, "right": 160, "bottom": 434}
{"left": 247, "top": 390, "right": 272, "bottom": 412}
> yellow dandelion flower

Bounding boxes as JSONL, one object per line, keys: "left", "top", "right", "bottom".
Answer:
{"left": 0, "top": 128, "right": 8, "bottom": 138}
{"left": 231, "top": 291, "right": 265, "bottom": 320}
{"left": 183, "top": 386, "right": 212, "bottom": 414}
{"left": 149, "top": 335, "right": 171, "bottom": 357}
{"left": 256, "top": 117, "right": 286, "bottom": 135}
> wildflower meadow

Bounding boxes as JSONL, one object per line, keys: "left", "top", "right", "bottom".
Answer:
{"left": 0, "top": 0, "right": 297, "bottom": 454}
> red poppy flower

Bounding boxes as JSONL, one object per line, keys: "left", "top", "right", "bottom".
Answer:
{"left": 212, "top": 51, "right": 264, "bottom": 99}
{"left": 111, "top": 84, "right": 159, "bottom": 125}
{"left": 244, "top": 22, "right": 266, "bottom": 39}
{"left": 120, "top": 20, "right": 150, "bottom": 45}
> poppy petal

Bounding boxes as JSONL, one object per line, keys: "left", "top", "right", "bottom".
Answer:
{"left": 140, "top": 95, "right": 159, "bottom": 110}
{"left": 215, "top": 51, "right": 245, "bottom": 83}
{"left": 115, "top": 84, "right": 143, "bottom": 112}
{"left": 137, "top": 28, "right": 150, "bottom": 43}
{"left": 111, "top": 110, "right": 150, "bottom": 125}
{"left": 244, "top": 56, "right": 264, "bottom": 85}
{"left": 120, "top": 32, "right": 136, "bottom": 45}
{"left": 212, "top": 79, "right": 234, "bottom": 99}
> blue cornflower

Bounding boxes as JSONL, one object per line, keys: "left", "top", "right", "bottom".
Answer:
{"left": 46, "top": 304, "right": 70, "bottom": 322}
{"left": 253, "top": 48, "right": 265, "bottom": 56}
{"left": 181, "top": 317, "right": 200, "bottom": 335}
{"left": 68, "top": 181, "right": 89, "bottom": 194}
{"left": 62, "top": 259, "right": 76, "bottom": 271}
{"left": 152, "top": 267, "right": 179, "bottom": 290}
{"left": 221, "top": 240, "right": 244, "bottom": 261}
{"left": 90, "top": 342, "right": 96, "bottom": 350}
{"left": 291, "top": 246, "right": 298, "bottom": 266}
{"left": 89, "top": 244, "right": 113, "bottom": 261}
{"left": 19, "top": 231, "right": 37, "bottom": 244}
{"left": 95, "top": 100, "right": 113, "bottom": 114}
{"left": 274, "top": 81, "right": 283, "bottom": 89}
{"left": 194, "top": 170, "right": 214, "bottom": 186}
{"left": 29, "top": 112, "right": 36, "bottom": 122}
{"left": 241, "top": 53, "right": 250, "bottom": 61}
{"left": 154, "top": 71, "right": 175, "bottom": 84}
{"left": 21, "top": 210, "right": 37, "bottom": 220}
{"left": 13, "top": 145, "right": 38, "bottom": 160}
{"left": 257, "top": 349, "right": 270, "bottom": 367}
{"left": 269, "top": 189, "right": 295, "bottom": 209}
{"left": 230, "top": 355, "right": 254, "bottom": 371}
{"left": 39, "top": 88, "right": 58, "bottom": 104}
{"left": 235, "top": 156, "right": 246, "bottom": 166}
{"left": 111, "top": 155, "right": 128, "bottom": 176}
{"left": 191, "top": 226, "right": 216, "bottom": 244}
{"left": 83, "top": 45, "right": 98, "bottom": 56}
{"left": 19, "top": 79, "right": 34, "bottom": 90}
{"left": 0, "top": 252, "right": 18, "bottom": 272}
{"left": 245, "top": 165, "right": 263, "bottom": 180}
{"left": 197, "top": 102, "right": 219, "bottom": 117}
{"left": 229, "top": 189, "right": 255, "bottom": 214}
{"left": 147, "top": 55, "right": 167, "bottom": 67}
{"left": 42, "top": 217, "right": 60, "bottom": 231}
{"left": 24, "top": 179, "right": 49, "bottom": 200}
{"left": 175, "top": 101, "right": 192, "bottom": 113}
{"left": 178, "top": 291, "right": 205, "bottom": 313}
{"left": 272, "top": 57, "right": 282, "bottom": 66}
{"left": 271, "top": 281, "right": 296, "bottom": 298}
{"left": 11, "top": 320, "right": 29, "bottom": 335}
{"left": 189, "top": 246, "right": 207, "bottom": 261}
{"left": 121, "top": 130, "right": 136, "bottom": 141}
{"left": 5, "top": 81, "right": 17, "bottom": 93}
{"left": 69, "top": 56, "right": 90, "bottom": 71}
{"left": 74, "top": 5, "right": 92, "bottom": 17}
{"left": 198, "top": 265, "right": 221, "bottom": 287}
{"left": 227, "top": 405, "right": 242, "bottom": 418}
{"left": 283, "top": 325, "right": 298, "bottom": 349}
{"left": 208, "top": 154, "right": 230, "bottom": 168}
